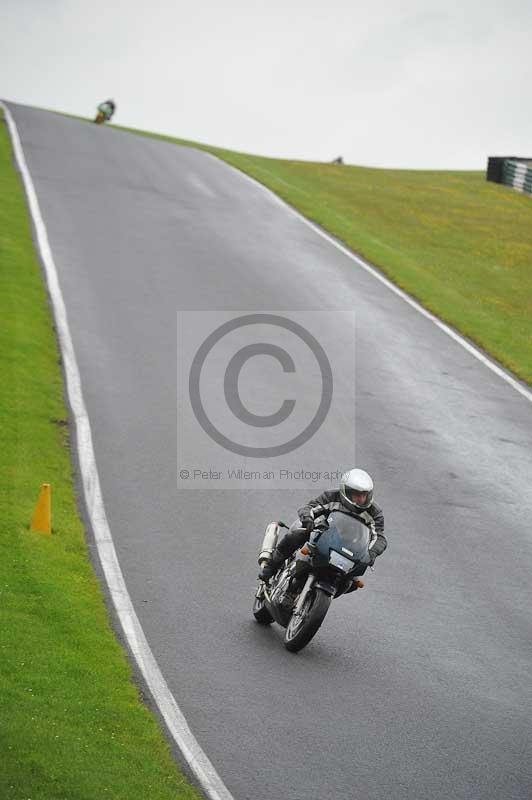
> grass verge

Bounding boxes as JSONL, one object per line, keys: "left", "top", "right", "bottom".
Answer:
{"left": 0, "top": 111, "right": 202, "bottom": 799}
{"left": 114, "top": 123, "right": 532, "bottom": 386}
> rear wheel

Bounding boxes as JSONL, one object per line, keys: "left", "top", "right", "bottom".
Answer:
{"left": 284, "top": 588, "right": 331, "bottom": 652}
{"left": 253, "top": 590, "right": 274, "bottom": 625}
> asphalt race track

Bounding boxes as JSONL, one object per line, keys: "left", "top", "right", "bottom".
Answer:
{"left": 8, "top": 103, "right": 532, "bottom": 800}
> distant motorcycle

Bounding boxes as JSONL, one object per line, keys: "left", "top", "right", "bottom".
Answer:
{"left": 93, "top": 100, "right": 115, "bottom": 125}
{"left": 253, "top": 511, "right": 374, "bottom": 652}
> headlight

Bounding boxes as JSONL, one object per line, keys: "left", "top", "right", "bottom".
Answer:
{"left": 329, "top": 550, "right": 355, "bottom": 573}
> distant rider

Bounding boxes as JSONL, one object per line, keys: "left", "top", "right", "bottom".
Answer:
{"left": 259, "top": 469, "right": 387, "bottom": 589}
{"left": 96, "top": 99, "right": 116, "bottom": 122}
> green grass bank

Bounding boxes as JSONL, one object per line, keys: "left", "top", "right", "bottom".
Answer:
{"left": 116, "top": 123, "right": 532, "bottom": 386}
{"left": 0, "top": 112, "right": 201, "bottom": 799}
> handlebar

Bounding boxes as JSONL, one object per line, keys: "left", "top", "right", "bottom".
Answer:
{"left": 293, "top": 525, "right": 323, "bottom": 543}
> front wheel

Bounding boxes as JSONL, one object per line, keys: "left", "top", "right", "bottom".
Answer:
{"left": 284, "top": 588, "right": 331, "bottom": 652}
{"left": 253, "top": 588, "right": 274, "bottom": 625}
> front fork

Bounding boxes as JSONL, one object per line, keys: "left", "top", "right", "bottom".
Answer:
{"left": 292, "top": 574, "right": 316, "bottom": 616}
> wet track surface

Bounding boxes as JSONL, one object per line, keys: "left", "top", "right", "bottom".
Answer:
{"left": 8, "top": 103, "right": 532, "bottom": 799}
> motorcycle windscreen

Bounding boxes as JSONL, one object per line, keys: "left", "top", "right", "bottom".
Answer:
{"left": 314, "top": 511, "right": 371, "bottom": 564}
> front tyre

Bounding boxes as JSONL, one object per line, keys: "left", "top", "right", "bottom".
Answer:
{"left": 284, "top": 588, "right": 331, "bottom": 652}
{"left": 253, "top": 589, "right": 274, "bottom": 625}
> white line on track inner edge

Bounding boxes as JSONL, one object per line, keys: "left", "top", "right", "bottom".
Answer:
{"left": 1, "top": 101, "right": 236, "bottom": 800}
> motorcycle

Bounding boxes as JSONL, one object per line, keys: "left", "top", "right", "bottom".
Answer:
{"left": 253, "top": 511, "right": 374, "bottom": 652}
{"left": 93, "top": 104, "right": 114, "bottom": 125}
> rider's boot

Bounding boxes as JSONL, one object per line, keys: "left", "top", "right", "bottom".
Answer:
{"left": 258, "top": 548, "right": 285, "bottom": 582}
{"left": 344, "top": 578, "right": 365, "bottom": 594}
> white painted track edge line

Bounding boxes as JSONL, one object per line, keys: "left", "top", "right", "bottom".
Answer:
{"left": 201, "top": 151, "right": 532, "bottom": 405}
{"left": 1, "top": 101, "right": 235, "bottom": 800}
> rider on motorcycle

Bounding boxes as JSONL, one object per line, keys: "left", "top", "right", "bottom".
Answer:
{"left": 97, "top": 99, "right": 116, "bottom": 121}
{"left": 259, "top": 468, "right": 387, "bottom": 586}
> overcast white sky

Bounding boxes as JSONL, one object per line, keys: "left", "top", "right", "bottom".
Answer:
{"left": 2, "top": 0, "right": 531, "bottom": 168}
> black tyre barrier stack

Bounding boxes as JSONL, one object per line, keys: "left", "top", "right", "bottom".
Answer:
{"left": 487, "top": 156, "right": 532, "bottom": 196}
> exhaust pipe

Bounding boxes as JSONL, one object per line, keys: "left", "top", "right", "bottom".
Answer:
{"left": 258, "top": 522, "right": 281, "bottom": 565}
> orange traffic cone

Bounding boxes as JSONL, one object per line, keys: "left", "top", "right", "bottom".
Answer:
{"left": 31, "top": 483, "right": 51, "bottom": 534}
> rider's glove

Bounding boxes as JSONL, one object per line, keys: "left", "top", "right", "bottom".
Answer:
{"left": 299, "top": 513, "right": 314, "bottom": 533}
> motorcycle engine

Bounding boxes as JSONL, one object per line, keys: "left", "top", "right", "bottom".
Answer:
{"left": 271, "top": 566, "right": 298, "bottom": 611}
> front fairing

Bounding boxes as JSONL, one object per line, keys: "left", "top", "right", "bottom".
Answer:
{"left": 276, "top": 512, "right": 372, "bottom": 605}
{"left": 309, "top": 511, "right": 371, "bottom": 573}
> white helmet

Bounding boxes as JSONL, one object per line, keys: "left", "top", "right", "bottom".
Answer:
{"left": 339, "top": 468, "right": 374, "bottom": 511}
